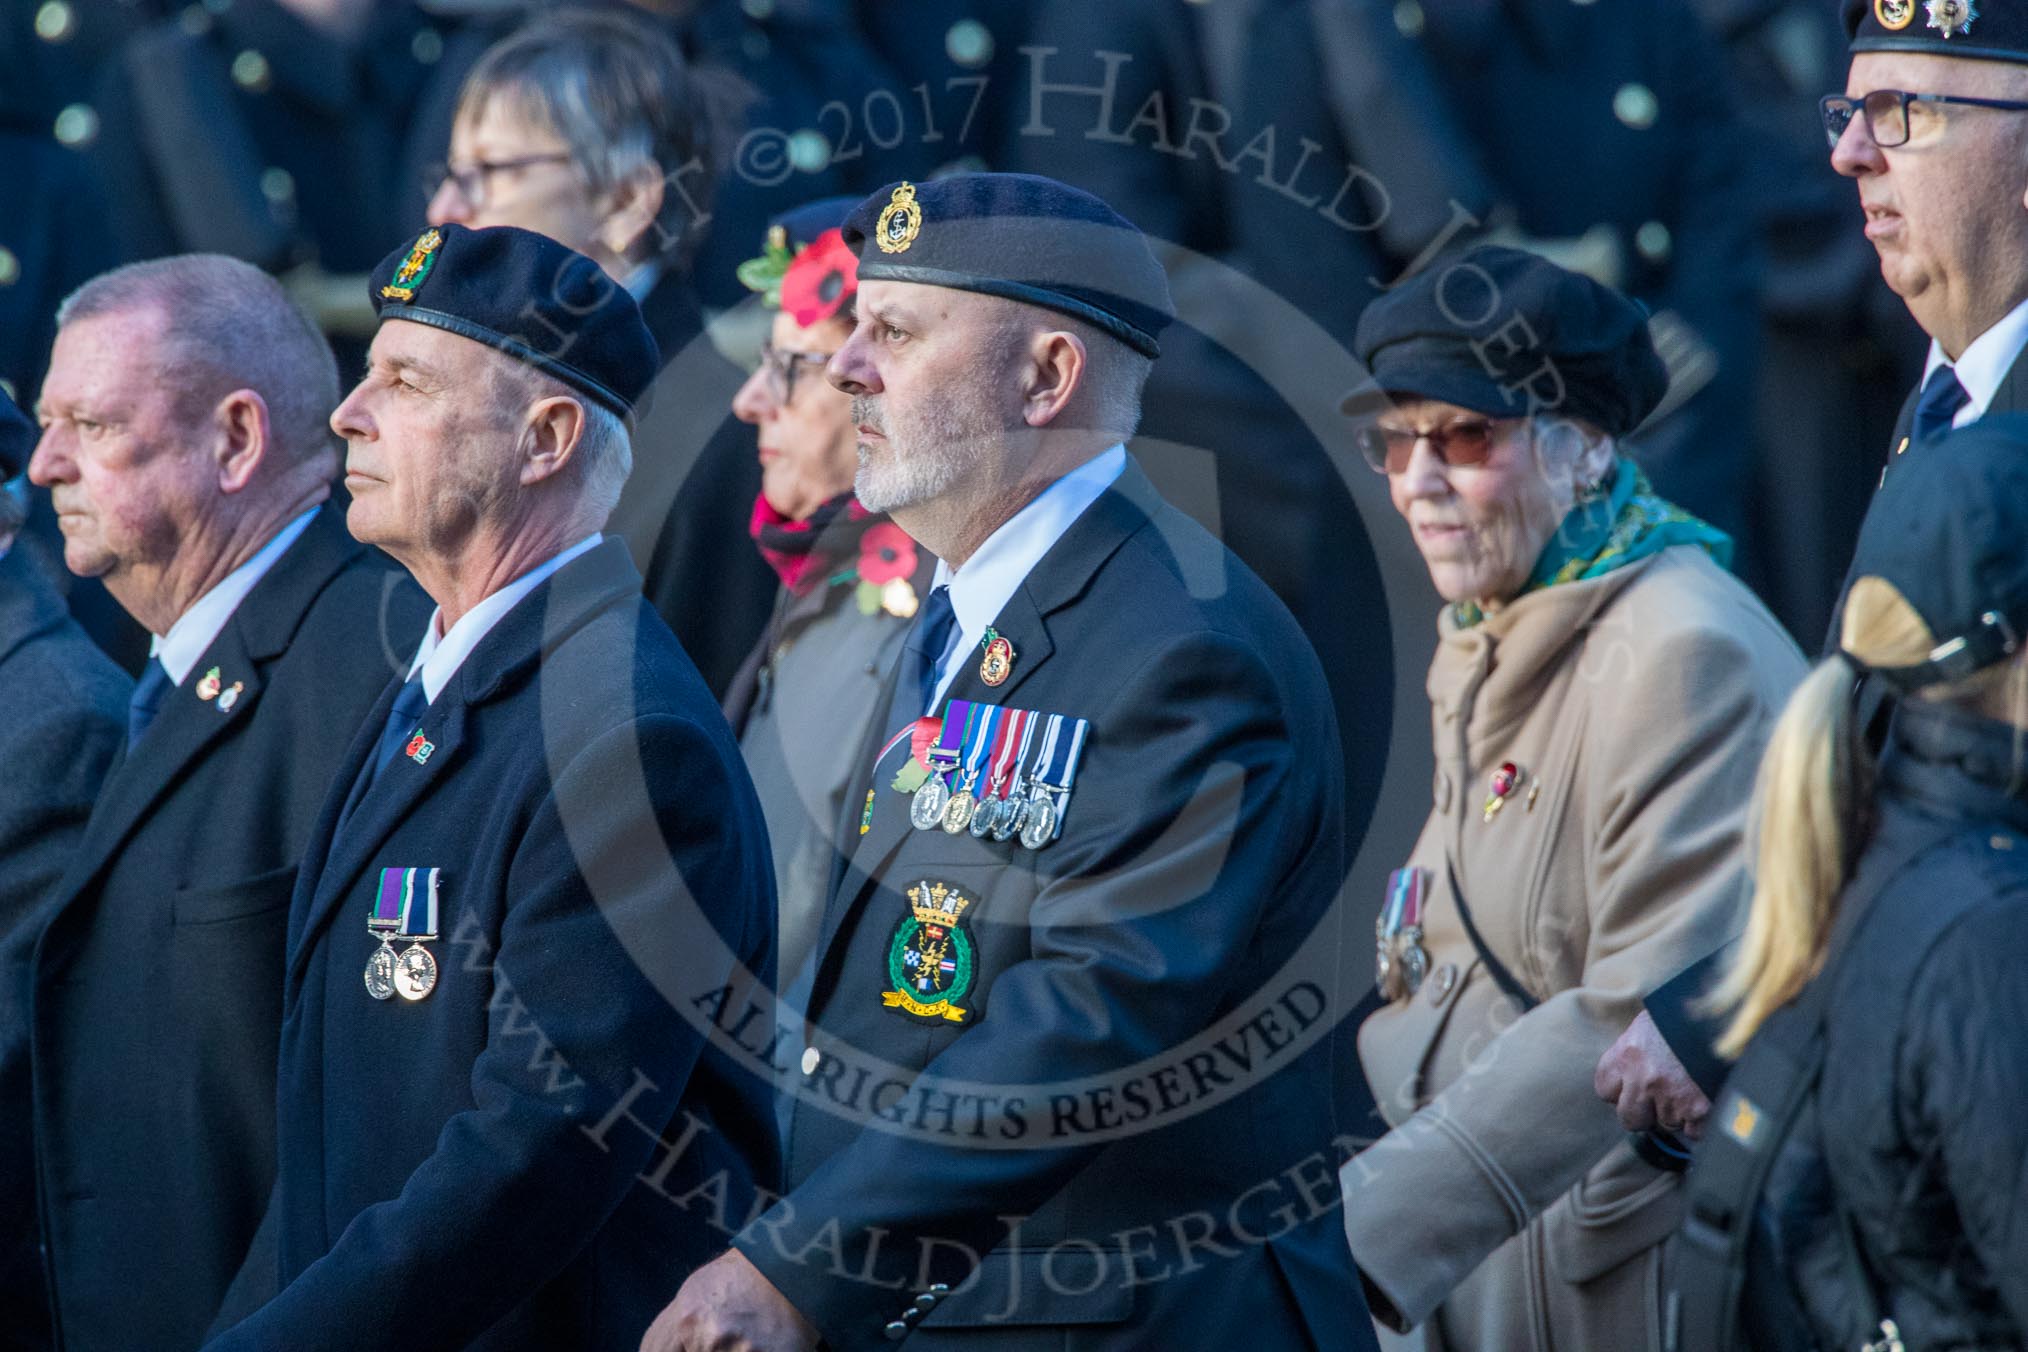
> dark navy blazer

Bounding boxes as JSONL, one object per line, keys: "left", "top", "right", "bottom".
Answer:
{"left": 0, "top": 545, "right": 127, "bottom": 1352}
{"left": 13, "top": 505, "right": 427, "bottom": 1352}
{"left": 735, "top": 463, "right": 1379, "bottom": 1352}
{"left": 204, "top": 539, "right": 779, "bottom": 1352}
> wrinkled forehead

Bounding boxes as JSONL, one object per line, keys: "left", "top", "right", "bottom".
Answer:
{"left": 43, "top": 306, "right": 175, "bottom": 406}
{"left": 368, "top": 318, "right": 495, "bottom": 381}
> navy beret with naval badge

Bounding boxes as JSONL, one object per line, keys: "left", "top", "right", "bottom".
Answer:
{"left": 368, "top": 223, "right": 659, "bottom": 417}
{"left": 1846, "top": 413, "right": 2028, "bottom": 690}
{"left": 0, "top": 388, "right": 32, "bottom": 479}
{"left": 841, "top": 174, "right": 1174, "bottom": 359}
{"left": 1844, "top": 0, "right": 2028, "bottom": 63}
{"left": 1345, "top": 244, "right": 1669, "bottom": 438}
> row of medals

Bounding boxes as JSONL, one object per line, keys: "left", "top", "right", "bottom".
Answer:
{"left": 365, "top": 935, "right": 439, "bottom": 1002}
{"left": 909, "top": 765, "right": 1061, "bottom": 849}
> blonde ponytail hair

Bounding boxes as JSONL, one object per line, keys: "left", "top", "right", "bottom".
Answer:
{"left": 1711, "top": 577, "right": 1938, "bottom": 1056}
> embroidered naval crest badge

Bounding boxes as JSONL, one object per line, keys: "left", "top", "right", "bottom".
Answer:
{"left": 880, "top": 880, "right": 979, "bottom": 1023}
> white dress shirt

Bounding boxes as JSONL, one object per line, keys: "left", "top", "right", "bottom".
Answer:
{"left": 152, "top": 507, "right": 318, "bottom": 685}
{"left": 405, "top": 535, "right": 602, "bottom": 704}
{"left": 922, "top": 444, "right": 1127, "bottom": 712}
{"left": 1919, "top": 293, "right": 2028, "bottom": 430}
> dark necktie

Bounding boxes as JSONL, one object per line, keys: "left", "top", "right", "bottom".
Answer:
{"left": 1913, "top": 366, "right": 1971, "bottom": 445}
{"left": 369, "top": 677, "right": 432, "bottom": 786}
{"left": 885, "top": 584, "right": 956, "bottom": 739}
{"left": 333, "top": 676, "right": 431, "bottom": 840}
{"left": 126, "top": 658, "right": 172, "bottom": 750}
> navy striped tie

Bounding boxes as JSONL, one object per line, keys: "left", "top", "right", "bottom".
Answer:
{"left": 1912, "top": 366, "right": 1970, "bottom": 446}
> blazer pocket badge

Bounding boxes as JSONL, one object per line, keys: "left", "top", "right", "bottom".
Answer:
{"left": 881, "top": 879, "right": 981, "bottom": 1024}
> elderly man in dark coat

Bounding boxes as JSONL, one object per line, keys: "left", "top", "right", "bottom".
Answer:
{"left": 200, "top": 223, "right": 778, "bottom": 1352}
{"left": 651, "top": 174, "right": 1376, "bottom": 1352}
{"left": 8, "top": 255, "right": 430, "bottom": 1352}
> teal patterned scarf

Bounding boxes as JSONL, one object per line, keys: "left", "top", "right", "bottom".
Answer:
{"left": 1452, "top": 456, "right": 1732, "bottom": 628}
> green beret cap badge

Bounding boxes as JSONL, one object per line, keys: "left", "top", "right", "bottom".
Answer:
{"left": 380, "top": 228, "right": 444, "bottom": 303}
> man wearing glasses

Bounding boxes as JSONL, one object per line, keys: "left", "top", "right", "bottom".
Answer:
{"left": 1599, "top": 0, "right": 2028, "bottom": 1153}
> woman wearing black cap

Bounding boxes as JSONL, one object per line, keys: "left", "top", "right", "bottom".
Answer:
{"left": 1674, "top": 417, "right": 2028, "bottom": 1352}
{"left": 1339, "top": 246, "right": 1806, "bottom": 1351}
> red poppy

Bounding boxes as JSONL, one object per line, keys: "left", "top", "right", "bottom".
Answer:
{"left": 909, "top": 715, "right": 939, "bottom": 768}
{"left": 857, "top": 520, "right": 917, "bottom": 584}
{"left": 781, "top": 228, "right": 859, "bottom": 328}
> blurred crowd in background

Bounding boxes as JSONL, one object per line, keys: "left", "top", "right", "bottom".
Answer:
{"left": 0, "top": 0, "right": 1922, "bottom": 853}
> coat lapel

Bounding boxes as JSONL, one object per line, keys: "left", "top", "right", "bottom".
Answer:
{"left": 287, "top": 688, "right": 468, "bottom": 988}
{"left": 808, "top": 460, "right": 1161, "bottom": 994}
{"left": 57, "top": 508, "right": 365, "bottom": 907}
{"left": 72, "top": 623, "right": 265, "bottom": 875}
{"left": 285, "top": 539, "right": 646, "bottom": 985}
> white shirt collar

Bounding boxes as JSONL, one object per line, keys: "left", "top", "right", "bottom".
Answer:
{"left": 151, "top": 507, "right": 319, "bottom": 686}
{"left": 924, "top": 444, "right": 1126, "bottom": 710}
{"left": 405, "top": 534, "right": 602, "bottom": 703}
{"left": 1919, "top": 293, "right": 2028, "bottom": 429}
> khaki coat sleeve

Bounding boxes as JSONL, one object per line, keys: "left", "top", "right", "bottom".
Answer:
{"left": 1343, "top": 611, "right": 1803, "bottom": 1330}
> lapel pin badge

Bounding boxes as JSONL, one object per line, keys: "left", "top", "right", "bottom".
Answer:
{"left": 980, "top": 633, "right": 1015, "bottom": 687}
{"left": 195, "top": 666, "right": 223, "bottom": 702}
{"left": 1483, "top": 761, "right": 1525, "bottom": 823}
{"left": 216, "top": 681, "right": 243, "bottom": 713}
{"left": 405, "top": 732, "right": 435, "bottom": 765}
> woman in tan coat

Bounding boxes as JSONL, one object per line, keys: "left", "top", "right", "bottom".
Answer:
{"left": 1337, "top": 247, "right": 1805, "bottom": 1352}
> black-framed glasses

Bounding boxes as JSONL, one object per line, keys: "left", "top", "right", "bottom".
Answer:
{"left": 426, "top": 153, "right": 574, "bottom": 209}
{"left": 1819, "top": 89, "right": 2028, "bottom": 149}
{"left": 757, "top": 344, "right": 836, "bottom": 402}
{"left": 1355, "top": 416, "right": 1505, "bottom": 476}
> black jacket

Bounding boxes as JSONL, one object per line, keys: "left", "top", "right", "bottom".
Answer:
{"left": 9, "top": 507, "right": 428, "bottom": 1352}
{"left": 735, "top": 462, "right": 1375, "bottom": 1352}
{"left": 1646, "top": 342, "right": 2028, "bottom": 1091}
{"left": 204, "top": 540, "right": 778, "bottom": 1352}
{"left": 1749, "top": 700, "right": 2028, "bottom": 1351}
{"left": 0, "top": 548, "right": 128, "bottom": 1352}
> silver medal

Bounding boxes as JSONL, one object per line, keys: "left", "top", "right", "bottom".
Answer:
{"left": 394, "top": 943, "right": 438, "bottom": 1001}
{"left": 364, "top": 940, "right": 397, "bottom": 1000}
{"left": 968, "top": 795, "right": 1003, "bottom": 838}
{"left": 910, "top": 776, "right": 951, "bottom": 831}
{"left": 1019, "top": 791, "right": 1058, "bottom": 850}
{"left": 992, "top": 793, "right": 1025, "bottom": 841}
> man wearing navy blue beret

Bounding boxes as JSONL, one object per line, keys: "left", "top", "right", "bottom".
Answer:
{"left": 650, "top": 174, "right": 1375, "bottom": 1352}
{"left": 1604, "top": 0, "right": 2028, "bottom": 1139}
{"left": 201, "top": 223, "right": 780, "bottom": 1352}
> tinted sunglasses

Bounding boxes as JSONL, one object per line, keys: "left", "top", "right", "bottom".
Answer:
{"left": 1355, "top": 417, "right": 1500, "bottom": 475}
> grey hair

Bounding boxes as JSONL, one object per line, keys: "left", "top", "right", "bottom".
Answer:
{"left": 457, "top": 7, "right": 737, "bottom": 269}
{"left": 55, "top": 255, "right": 340, "bottom": 471}
{"left": 488, "top": 359, "right": 633, "bottom": 523}
{"left": 1076, "top": 323, "right": 1153, "bottom": 442}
